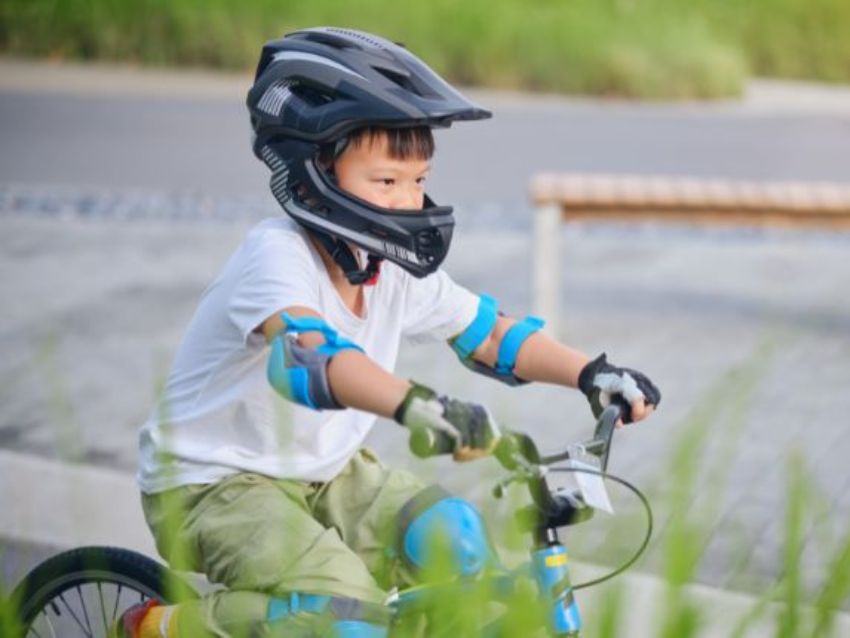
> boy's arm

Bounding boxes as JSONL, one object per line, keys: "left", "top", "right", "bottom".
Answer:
{"left": 260, "top": 307, "right": 499, "bottom": 460}
{"left": 260, "top": 307, "right": 410, "bottom": 418}
{"left": 471, "top": 315, "right": 590, "bottom": 388}
{"left": 468, "top": 315, "right": 659, "bottom": 424}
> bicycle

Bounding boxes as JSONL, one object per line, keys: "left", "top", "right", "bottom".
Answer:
{"left": 9, "top": 405, "right": 652, "bottom": 637}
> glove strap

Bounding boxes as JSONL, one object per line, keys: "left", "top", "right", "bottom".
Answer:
{"left": 394, "top": 381, "right": 438, "bottom": 425}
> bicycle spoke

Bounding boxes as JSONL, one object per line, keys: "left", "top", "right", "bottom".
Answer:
{"left": 111, "top": 584, "right": 122, "bottom": 625}
{"left": 57, "top": 592, "right": 93, "bottom": 637}
{"left": 76, "top": 585, "right": 94, "bottom": 635}
{"left": 98, "top": 582, "right": 109, "bottom": 635}
{"left": 18, "top": 548, "right": 180, "bottom": 638}
{"left": 39, "top": 605, "right": 59, "bottom": 638}
{"left": 26, "top": 613, "right": 45, "bottom": 638}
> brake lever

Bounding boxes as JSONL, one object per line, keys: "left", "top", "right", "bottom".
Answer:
{"left": 537, "top": 405, "right": 621, "bottom": 469}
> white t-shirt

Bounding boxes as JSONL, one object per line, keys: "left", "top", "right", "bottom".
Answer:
{"left": 137, "top": 217, "right": 479, "bottom": 493}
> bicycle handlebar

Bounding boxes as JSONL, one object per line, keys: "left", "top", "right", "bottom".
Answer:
{"left": 407, "top": 403, "right": 653, "bottom": 589}
{"left": 408, "top": 426, "right": 455, "bottom": 458}
{"left": 408, "top": 404, "right": 622, "bottom": 473}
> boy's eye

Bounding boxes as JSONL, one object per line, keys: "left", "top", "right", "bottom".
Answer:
{"left": 378, "top": 178, "right": 395, "bottom": 186}
{"left": 416, "top": 177, "right": 427, "bottom": 185}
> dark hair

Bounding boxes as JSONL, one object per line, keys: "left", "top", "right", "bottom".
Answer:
{"left": 318, "top": 126, "right": 434, "bottom": 168}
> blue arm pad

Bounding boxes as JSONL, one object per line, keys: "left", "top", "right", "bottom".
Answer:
{"left": 495, "top": 315, "right": 545, "bottom": 376}
{"left": 267, "top": 313, "right": 364, "bottom": 410}
{"left": 450, "top": 296, "right": 545, "bottom": 386}
{"left": 281, "top": 313, "right": 364, "bottom": 356}
{"left": 451, "top": 295, "right": 498, "bottom": 359}
{"left": 268, "top": 336, "right": 318, "bottom": 409}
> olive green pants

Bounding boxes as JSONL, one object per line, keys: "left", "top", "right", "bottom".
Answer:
{"left": 142, "top": 449, "right": 427, "bottom": 637}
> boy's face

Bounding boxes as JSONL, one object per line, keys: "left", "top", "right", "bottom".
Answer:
{"left": 333, "top": 132, "right": 430, "bottom": 211}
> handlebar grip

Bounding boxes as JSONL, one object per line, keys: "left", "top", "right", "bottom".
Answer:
{"left": 408, "top": 427, "right": 538, "bottom": 466}
{"left": 610, "top": 395, "right": 631, "bottom": 422}
{"left": 408, "top": 426, "right": 456, "bottom": 458}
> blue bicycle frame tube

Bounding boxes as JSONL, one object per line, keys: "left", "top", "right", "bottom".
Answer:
{"left": 531, "top": 544, "right": 581, "bottom": 635}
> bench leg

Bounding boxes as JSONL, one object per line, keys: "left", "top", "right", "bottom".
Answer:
{"left": 532, "top": 203, "right": 561, "bottom": 337}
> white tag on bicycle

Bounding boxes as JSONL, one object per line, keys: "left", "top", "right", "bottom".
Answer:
{"left": 567, "top": 459, "right": 614, "bottom": 514}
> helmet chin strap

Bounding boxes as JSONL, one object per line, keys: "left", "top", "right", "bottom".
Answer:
{"left": 311, "top": 230, "right": 383, "bottom": 286}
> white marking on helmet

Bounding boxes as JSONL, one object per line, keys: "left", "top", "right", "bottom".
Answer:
{"left": 276, "top": 199, "right": 426, "bottom": 267}
{"left": 382, "top": 241, "right": 419, "bottom": 264}
{"left": 258, "top": 79, "right": 293, "bottom": 116}
{"left": 260, "top": 146, "right": 285, "bottom": 170}
{"left": 272, "top": 51, "right": 366, "bottom": 80}
{"left": 283, "top": 200, "right": 385, "bottom": 251}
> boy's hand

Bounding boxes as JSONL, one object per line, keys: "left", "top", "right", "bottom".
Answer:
{"left": 394, "top": 382, "right": 501, "bottom": 462}
{"left": 578, "top": 353, "right": 661, "bottom": 426}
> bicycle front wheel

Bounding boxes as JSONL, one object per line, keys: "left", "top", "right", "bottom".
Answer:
{"left": 9, "top": 545, "right": 198, "bottom": 638}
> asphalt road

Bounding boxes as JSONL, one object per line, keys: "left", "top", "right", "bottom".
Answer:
{"left": 3, "top": 59, "right": 850, "bottom": 210}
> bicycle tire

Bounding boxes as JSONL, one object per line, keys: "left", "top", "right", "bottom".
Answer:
{"left": 9, "top": 545, "right": 198, "bottom": 637}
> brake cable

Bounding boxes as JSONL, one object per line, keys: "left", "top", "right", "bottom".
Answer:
{"left": 547, "top": 465, "right": 654, "bottom": 593}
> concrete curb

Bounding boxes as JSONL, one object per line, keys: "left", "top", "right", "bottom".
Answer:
{"left": 0, "top": 449, "right": 156, "bottom": 556}
{"left": 0, "top": 57, "right": 251, "bottom": 101}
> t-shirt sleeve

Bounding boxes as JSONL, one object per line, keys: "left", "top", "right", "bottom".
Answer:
{"left": 402, "top": 269, "right": 480, "bottom": 344}
{"left": 228, "top": 229, "right": 322, "bottom": 343}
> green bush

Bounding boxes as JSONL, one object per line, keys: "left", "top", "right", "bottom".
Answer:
{"left": 4, "top": 0, "right": 847, "bottom": 97}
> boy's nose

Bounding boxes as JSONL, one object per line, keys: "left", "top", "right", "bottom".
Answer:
{"left": 391, "top": 187, "right": 423, "bottom": 211}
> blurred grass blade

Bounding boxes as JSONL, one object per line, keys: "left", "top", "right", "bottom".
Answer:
{"left": 808, "top": 527, "right": 850, "bottom": 638}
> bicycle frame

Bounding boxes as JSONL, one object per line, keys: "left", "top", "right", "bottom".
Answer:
{"left": 531, "top": 535, "right": 582, "bottom": 635}
{"left": 393, "top": 406, "right": 621, "bottom": 636}
{"left": 387, "top": 529, "right": 581, "bottom": 636}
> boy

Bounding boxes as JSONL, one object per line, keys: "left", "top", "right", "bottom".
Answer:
{"left": 119, "top": 27, "right": 660, "bottom": 638}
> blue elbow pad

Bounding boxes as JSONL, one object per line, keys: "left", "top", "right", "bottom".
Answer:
{"left": 450, "top": 295, "right": 544, "bottom": 386}
{"left": 267, "top": 313, "right": 363, "bottom": 410}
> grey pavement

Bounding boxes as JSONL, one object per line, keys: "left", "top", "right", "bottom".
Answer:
{"left": 2, "top": 58, "right": 850, "bottom": 625}
{"left": 3, "top": 58, "right": 850, "bottom": 212}
{"left": 3, "top": 212, "right": 849, "bottom": 599}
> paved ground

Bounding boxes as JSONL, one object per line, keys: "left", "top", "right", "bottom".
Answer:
{"left": 3, "top": 211, "right": 849, "bottom": 594}
{"left": 3, "top": 59, "right": 850, "bottom": 627}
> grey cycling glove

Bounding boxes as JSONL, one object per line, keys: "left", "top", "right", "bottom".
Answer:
{"left": 394, "top": 382, "right": 501, "bottom": 459}
{"left": 578, "top": 353, "right": 661, "bottom": 423}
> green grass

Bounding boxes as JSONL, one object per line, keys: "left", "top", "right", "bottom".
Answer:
{"left": 2, "top": 0, "right": 848, "bottom": 99}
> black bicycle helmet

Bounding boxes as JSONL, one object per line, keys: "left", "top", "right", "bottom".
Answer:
{"left": 247, "top": 26, "right": 492, "bottom": 283}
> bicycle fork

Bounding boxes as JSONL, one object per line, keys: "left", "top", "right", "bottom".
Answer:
{"left": 531, "top": 532, "right": 581, "bottom": 636}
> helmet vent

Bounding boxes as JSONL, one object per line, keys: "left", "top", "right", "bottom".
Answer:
{"left": 325, "top": 27, "right": 388, "bottom": 51}
{"left": 258, "top": 80, "right": 293, "bottom": 116}
{"left": 290, "top": 83, "right": 335, "bottom": 107}
{"left": 373, "top": 67, "right": 420, "bottom": 95}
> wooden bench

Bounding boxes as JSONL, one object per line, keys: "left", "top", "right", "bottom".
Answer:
{"left": 530, "top": 173, "right": 850, "bottom": 335}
